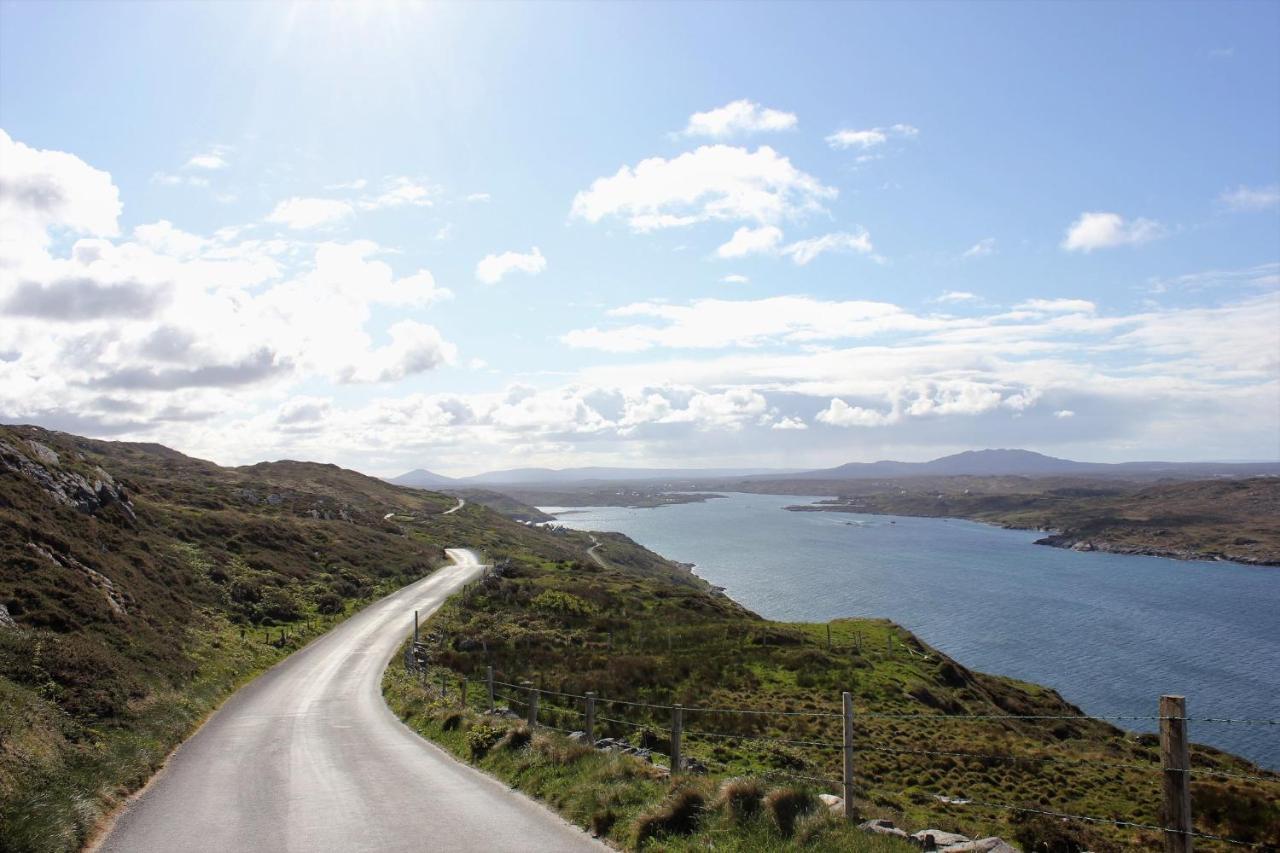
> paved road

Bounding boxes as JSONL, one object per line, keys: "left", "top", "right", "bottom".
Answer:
{"left": 95, "top": 549, "right": 604, "bottom": 853}
{"left": 442, "top": 497, "right": 465, "bottom": 515}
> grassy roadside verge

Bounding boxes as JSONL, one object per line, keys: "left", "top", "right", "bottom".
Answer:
{"left": 1, "top": 572, "right": 424, "bottom": 852}
{"left": 386, "top": 529, "right": 1280, "bottom": 851}
{"left": 382, "top": 652, "right": 917, "bottom": 852}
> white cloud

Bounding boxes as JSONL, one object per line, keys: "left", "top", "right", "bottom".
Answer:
{"left": 0, "top": 128, "right": 121, "bottom": 267}
{"left": 358, "top": 176, "right": 433, "bottom": 210}
{"left": 681, "top": 99, "right": 798, "bottom": 138}
{"left": 1016, "top": 298, "right": 1096, "bottom": 313}
{"left": 563, "top": 296, "right": 941, "bottom": 352}
{"left": 267, "top": 197, "right": 354, "bottom": 229}
{"left": 935, "top": 290, "right": 978, "bottom": 303}
{"left": 817, "top": 397, "right": 896, "bottom": 427}
{"left": 963, "top": 237, "right": 996, "bottom": 258}
{"left": 1054, "top": 409, "right": 1075, "bottom": 418}
{"left": 825, "top": 123, "right": 918, "bottom": 150}
{"left": 1217, "top": 184, "right": 1280, "bottom": 212}
{"left": 339, "top": 320, "right": 456, "bottom": 383}
{"left": 570, "top": 144, "right": 835, "bottom": 232}
{"left": 1061, "top": 211, "right": 1163, "bottom": 252}
{"left": 185, "top": 152, "right": 227, "bottom": 170}
{"left": 721, "top": 274, "right": 750, "bottom": 284}
{"left": 771, "top": 415, "right": 808, "bottom": 430}
{"left": 781, "top": 230, "right": 876, "bottom": 265}
{"left": 465, "top": 192, "right": 491, "bottom": 203}
{"left": 716, "top": 225, "right": 783, "bottom": 258}
{"left": 475, "top": 247, "right": 546, "bottom": 284}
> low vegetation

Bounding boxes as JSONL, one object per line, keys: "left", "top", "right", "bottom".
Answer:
{"left": 0, "top": 424, "right": 613, "bottom": 851}
{"left": 393, "top": 530, "right": 1279, "bottom": 850}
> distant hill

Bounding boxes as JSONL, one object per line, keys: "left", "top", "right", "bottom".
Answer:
{"left": 388, "top": 468, "right": 458, "bottom": 488}
{"left": 765, "top": 448, "right": 1280, "bottom": 481}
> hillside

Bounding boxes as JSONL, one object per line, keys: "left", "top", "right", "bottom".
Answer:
{"left": 389, "top": 528, "right": 1278, "bottom": 850}
{"left": 0, "top": 424, "right": 692, "bottom": 852}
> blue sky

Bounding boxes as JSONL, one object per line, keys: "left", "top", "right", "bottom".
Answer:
{"left": 1, "top": 1, "right": 1277, "bottom": 475}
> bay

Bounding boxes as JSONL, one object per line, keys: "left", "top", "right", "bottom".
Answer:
{"left": 546, "top": 491, "right": 1280, "bottom": 769}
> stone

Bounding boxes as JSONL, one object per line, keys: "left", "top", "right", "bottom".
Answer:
{"left": 567, "top": 731, "right": 590, "bottom": 744}
{"left": 860, "top": 819, "right": 910, "bottom": 839}
{"left": 0, "top": 603, "right": 16, "bottom": 630}
{"left": 818, "top": 793, "right": 844, "bottom": 814}
{"left": 913, "top": 829, "right": 971, "bottom": 849}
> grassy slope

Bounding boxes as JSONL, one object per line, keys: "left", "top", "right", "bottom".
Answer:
{"left": 0, "top": 424, "right": 600, "bottom": 851}
{"left": 391, "top": 530, "right": 1279, "bottom": 851}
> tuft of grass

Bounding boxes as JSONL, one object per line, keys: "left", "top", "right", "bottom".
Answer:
{"left": 764, "top": 786, "right": 818, "bottom": 837}
{"left": 715, "top": 777, "right": 765, "bottom": 824}
{"left": 632, "top": 787, "right": 706, "bottom": 847}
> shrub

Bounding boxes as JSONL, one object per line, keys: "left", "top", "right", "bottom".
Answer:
{"left": 764, "top": 786, "right": 817, "bottom": 836}
{"left": 714, "top": 777, "right": 765, "bottom": 824}
{"left": 466, "top": 723, "right": 503, "bottom": 759}
{"left": 498, "top": 724, "right": 532, "bottom": 752}
{"left": 440, "top": 711, "right": 465, "bottom": 731}
{"left": 533, "top": 732, "right": 592, "bottom": 765}
{"left": 632, "top": 787, "right": 706, "bottom": 846}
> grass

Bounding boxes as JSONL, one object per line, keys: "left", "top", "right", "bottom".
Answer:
{"left": 393, "top": 533, "right": 1280, "bottom": 851}
{"left": 382, "top": 661, "right": 916, "bottom": 852}
{"left": 0, "top": 423, "right": 638, "bottom": 851}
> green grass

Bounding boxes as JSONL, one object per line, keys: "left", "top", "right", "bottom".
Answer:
{"left": 397, "top": 536, "right": 1280, "bottom": 851}
{"left": 382, "top": 659, "right": 917, "bottom": 852}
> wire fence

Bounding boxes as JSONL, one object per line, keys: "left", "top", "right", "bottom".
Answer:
{"left": 402, "top": 619, "right": 1278, "bottom": 851}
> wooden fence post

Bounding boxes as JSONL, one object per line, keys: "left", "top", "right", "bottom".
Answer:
{"left": 459, "top": 676, "right": 467, "bottom": 708}
{"left": 1160, "top": 695, "right": 1193, "bottom": 853}
{"left": 413, "top": 609, "right": 419, "bottom": 645}
{"left": 671, "top": 703, "right": 683, "bottom": 773}
{"left": 585, "top": 691, "right": 596, "bottom": 744}
{"left": 486, "top": 666, "right": 495, "bottom": 711}
{"left": 439, "top": 672, "right": 447, "bottom": 699}
{"left": 843, "top": 691, "right": 855, "bottom": 820}
{"left": 527, "top": 685, "right": 539, "bottom": 727}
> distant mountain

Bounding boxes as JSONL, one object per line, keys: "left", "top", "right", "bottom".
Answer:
{"left": 387, "top": 468, "right": 458, "bottom": 488}
{"left": 764, "top": 449, "right": 1280, "bottom": 481}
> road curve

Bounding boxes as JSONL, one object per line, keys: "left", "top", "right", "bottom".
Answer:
{"left": 95, "top": 549, "right": 604, "bottom": 853}
{"left": 442, "top": 497, "right": 465, "bottom": 515}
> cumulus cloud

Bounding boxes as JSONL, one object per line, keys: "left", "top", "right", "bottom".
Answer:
{"left": 1061, "top": 211, "right": 1163, "bottom": 252}
{"left": 267, "top": 197, "right": 354, "bottom": 229}
{"left": 771, "top": 416, "right": 808, "bottom": 430}
{"left": 475, "top": 247, "right": 546, "bottom": 284}
{"left": 3, "top": 277, "right": 169, "bottom": 321}
{"left": 0, "top": 128, "right": 121, "bottom": 265}
{"left": 680, "top": 99, "right": 798, "bottom": 138}
{"left": 935, "top": 290, "right": 978, "bottom": 303}
{"left": 825, "top": 123, "right": 918, "bottom": 150}
{"left": 715, "top": 226, "right": 877, "bottom": 265}
{"left": 781, "top": 229, "right": 877, "bottom": 265}
{"left": 963, "top": 237, "right": 996, "bottom": 258}
{"left": 339, "top": 320, "right": 456, "bottom": 383}
{"left": 570, "top": 145, "right": 835, "bottom": 233}
{"left": 1054, "top": 409, "right": 1075, "bottom": 418}
{"left": 1217, "top": 184, "right": 1280, "bottom": 212}
{"left": 716, "top": 225, "right": 783, "bottom": 258}
{"left": 721, "top": 274, "right": 750, "bottom": 284}
{"left": 358, "top": 176, "right": 433, "bottom": 210}
{"left": 89, "top": 348, "right": 289, "bottom": 390}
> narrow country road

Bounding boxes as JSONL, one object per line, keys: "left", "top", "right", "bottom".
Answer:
{"left": 95, "top": 549, "right": 604, "bottom": 853}
{"left": 442, "top": 496, "right": 465, "bottom": 515}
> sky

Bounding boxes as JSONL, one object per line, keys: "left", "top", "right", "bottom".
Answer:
{"left": 0, "top": 0, "right": 1277, "bottom": 476}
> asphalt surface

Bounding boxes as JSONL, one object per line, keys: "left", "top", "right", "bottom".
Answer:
{"left": 95, "top": 549, "right": 605, "bottom": 853}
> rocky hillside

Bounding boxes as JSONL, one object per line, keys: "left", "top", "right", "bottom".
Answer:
{"left": 0, "top": 424, "right": 691, "bottom": 852}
